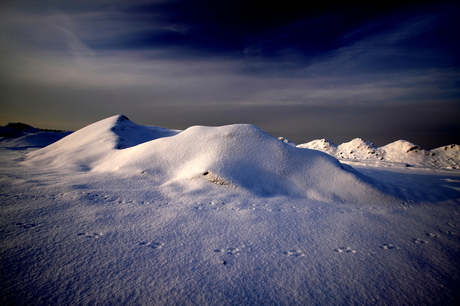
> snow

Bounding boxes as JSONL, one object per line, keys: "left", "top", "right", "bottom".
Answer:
{"left": 0, "top": 122, "right": 40, "bottom": 138}
{"left": 1, "top": 115, "right": 460, "bottom": 305}
{"left": 25, "top": 115, "right": 397, "bottom": 203}
{"left": 0, "top": 131, "right": 72, "bottom": 150}
{"left": 0, "top": 122, "right": 71, "bottom": 150}
{"left": 299, "top": 138, "right": 460, "bottom": 169}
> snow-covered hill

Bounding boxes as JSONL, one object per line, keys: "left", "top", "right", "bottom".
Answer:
{"left": 298, "top": 138, "right": 460, "bottom": 169}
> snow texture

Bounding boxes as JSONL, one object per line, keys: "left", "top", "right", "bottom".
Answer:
{"left": 1, "top": 115, "right": 460, "bottom": 305}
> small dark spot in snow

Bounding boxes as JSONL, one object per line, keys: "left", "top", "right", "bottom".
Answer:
{"left": 202, "top": 171, "right": 209, "bottom": 176}
{"left": 407, "top": 146, "right": 422, "bottom": 153}
{"left": 221, "top": 260, "right": 227, "bottom": 265}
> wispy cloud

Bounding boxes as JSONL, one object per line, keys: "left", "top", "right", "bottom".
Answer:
{"left": 2, "top": 7, "right": 457, "bottom": 101}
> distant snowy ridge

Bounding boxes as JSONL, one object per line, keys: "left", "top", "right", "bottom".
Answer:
{"left": 0, "top": 122, "right": 71, "bottom": 149}
{"left": 297, "top": 138, "right": 460, "bottom": 169}
{"left": 24, "top": 115, "right": 400, "bottom": 203}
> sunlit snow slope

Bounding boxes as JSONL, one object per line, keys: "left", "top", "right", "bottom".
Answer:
{"left": 298, "top": 138, "right": 460, "bottom": 169}
{"left": 26, "top": 115, "right": 396, "bottom": 203}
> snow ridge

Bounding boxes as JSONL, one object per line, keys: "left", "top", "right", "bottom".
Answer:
{"left": 298, "top": 138, "right": 460, "bottom": 169}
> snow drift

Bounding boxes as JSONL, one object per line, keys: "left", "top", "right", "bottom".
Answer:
{"left": 26, "top": 115, "right": 395, "bottom": 203}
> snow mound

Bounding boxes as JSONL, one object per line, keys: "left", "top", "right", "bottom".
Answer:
{"left": 297, "top": 139, "right": 338, "bottom": 155}
{"left": 299, "top": 138, "right": 460, "bottom": 169}
{"left": 431, "top": 144, "right": 460, "bottom": 169}
{"left": 26, "top": 115, "right": 180, "bottom": 170}
{"left": 25, "top": 115, "right": 394, "bottom": 203}
{"left": 337, "top": 138, "right": 382, "bottom": 160}
{"left": 380, "top": 140, "right": 434, "bottom": 165}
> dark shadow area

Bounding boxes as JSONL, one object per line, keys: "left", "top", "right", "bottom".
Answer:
{"left": 353, "top": 166, "right": 460, "bottom": 202}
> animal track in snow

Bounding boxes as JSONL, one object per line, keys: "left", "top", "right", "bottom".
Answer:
{"left": 399, "top": 202, "right": 413, "bottom": 210}
{"left": 76, "top": 192, "right": 122, "bottom": 204}
{"left": 380, "top": 244, "right": 399, "bottom": 250}
{"left": 213, "top": 246, "right": 244, "bottom": 256}
{"left": 412, "top": 238, "right": 428, "bottom": 244}
{"left": 440, "top": 229, "right": 457, "bottom": 235}
{"left": 14, "top": 222, "right": 39, "bottom": 229}
{"left": 78, "top": 232, "right": 103, "bottom": 239}
{"left": 426, "top": 232, "right": 440, "bottom": 238}
{"left": 139, "top": 241, "right": 165, "bottom": 249}
{"left": 334, "top": 246, "right": 357, "bottom": 253}
{"left": 284, "top": 249, "right": 305, "bottom": 257}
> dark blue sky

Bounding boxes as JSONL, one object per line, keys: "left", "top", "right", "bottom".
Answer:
{"left": 1, "top": 0, "right": 459, "bottom": 148}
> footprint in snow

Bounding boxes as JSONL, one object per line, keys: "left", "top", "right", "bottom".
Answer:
{"left": 334, "top": 246, "right": 357, "bottom": 253}
{"left": 412, "top": 238, "right": 428, "bottom": 244}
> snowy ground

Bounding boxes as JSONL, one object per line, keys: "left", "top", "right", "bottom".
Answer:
{"left": 1, "top": 116, "right": 460, "bottom": 305}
